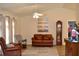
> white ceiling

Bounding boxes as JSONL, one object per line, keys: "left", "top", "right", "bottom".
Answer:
{"left": 0, "top": 3, "right": 77, "bottom": 17}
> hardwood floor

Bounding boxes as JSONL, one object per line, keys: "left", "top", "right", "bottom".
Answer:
{"left": 0, "top": 45, "right": 65, "bottom": 56}
{"left": 56, "top": 45, "right": 65, "bottom": 56}
{"left": 22, "top": 45, "right": 65, "bottom": 56}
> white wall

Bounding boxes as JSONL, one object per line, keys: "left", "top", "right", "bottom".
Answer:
{"left": 43, "top": 8, "right": 76, "bottom": 45}
{"left": 0, "top": 7, "right": 76, "bottom": 45}
{"left": 15, "top": 16, "right": 37, "bottom": 44}
{"left": 0, "top": 9, "right": 15, "bottom": 17}
{"left": 15, "top": 8, "right": 77, "bottom": 45}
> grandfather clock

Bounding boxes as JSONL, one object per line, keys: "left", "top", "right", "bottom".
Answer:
{"left": 56, "top": 21, "right": 62, "bottom": 45}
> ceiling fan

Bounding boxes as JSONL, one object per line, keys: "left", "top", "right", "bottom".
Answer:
{"left": 33, "top": 12, "right": 43, "bottom": 19}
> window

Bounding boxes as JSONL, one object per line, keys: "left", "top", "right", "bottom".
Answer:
{"left": 12, "top": 18, "right": 15, "bottom": 43}
{"left": 5, "top": 17, "right": 9, "bottom": 44}
{"left": 0, "top": 21, "right": 2, "bottom": 37}
{"left": 0, "top": 15, "right": 15, "bottom": 44}
{"left": 0, "top": 14, "right": 5, "bottom": 38}
{"left": 5, "top": 16, "right": 15, "bottom": 44}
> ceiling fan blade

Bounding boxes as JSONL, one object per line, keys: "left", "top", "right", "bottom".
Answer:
{"left": 33, "top": 12, "right": 43, "bottom": 18}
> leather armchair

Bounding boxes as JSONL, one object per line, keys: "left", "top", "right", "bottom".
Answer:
{"left": 0, "top": 37, "right": 21, "bottom": 56}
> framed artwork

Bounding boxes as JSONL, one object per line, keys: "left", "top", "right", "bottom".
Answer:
{"left": 68, "top": 21, "right": 76, "bottom": 38}
{"left": 38, "top": 16, "right": 48, "bottom": 32}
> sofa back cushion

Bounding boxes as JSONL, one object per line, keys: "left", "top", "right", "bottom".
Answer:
{"left": 34, "top": 34, "right": 42, "bottom": 40}
{"left": 43, "top": 36, "right": 49, "bottom": 40}
{"left": 43, "top": 34, "right": 52, "bottom": 40}
{"left": 33, "top": 34, "right": 53, "bottom": 40}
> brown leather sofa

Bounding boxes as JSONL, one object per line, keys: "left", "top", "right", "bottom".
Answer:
{"left": 32, "top": 34, "right": 54, "bottom": 47}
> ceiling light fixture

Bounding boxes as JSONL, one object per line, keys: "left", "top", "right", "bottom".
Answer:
{"left": 33, "top": 12, "right": 43, "bottom": 19}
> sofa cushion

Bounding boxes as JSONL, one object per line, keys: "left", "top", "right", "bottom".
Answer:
{"left": 43, "top": 36, "right": 49, "bottom": 40}
{"left": 32, "top": 34, "right": 53, "bottom": 46}
{"left": 43, "top": 34, "right": 52, "bottom": 40}
{"left": 34, "top": 34, "right": 42, "bottom": 40}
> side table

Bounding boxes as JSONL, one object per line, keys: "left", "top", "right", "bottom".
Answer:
{"left": 22, "top": 39, "right": 27, "bottom": 49}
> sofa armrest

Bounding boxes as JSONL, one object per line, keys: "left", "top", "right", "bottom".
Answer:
{"left": 32, "top": 37, "right": 35, "bottom": 40}
{"left": 51, "top": 37, "right": 54, "bottom": 40}
{"left": 6, "top": 46, "right": 20, "bottom": 51}
{"left": 49, "top": 36, "right": 54, "bottom": 40}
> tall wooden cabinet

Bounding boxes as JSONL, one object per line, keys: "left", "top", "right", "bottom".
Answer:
{"left": 65, "top": 39, "right": 79, "bottom": 56}
{"left": 56, "top": 21, "right": 62, "bottom": 45}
